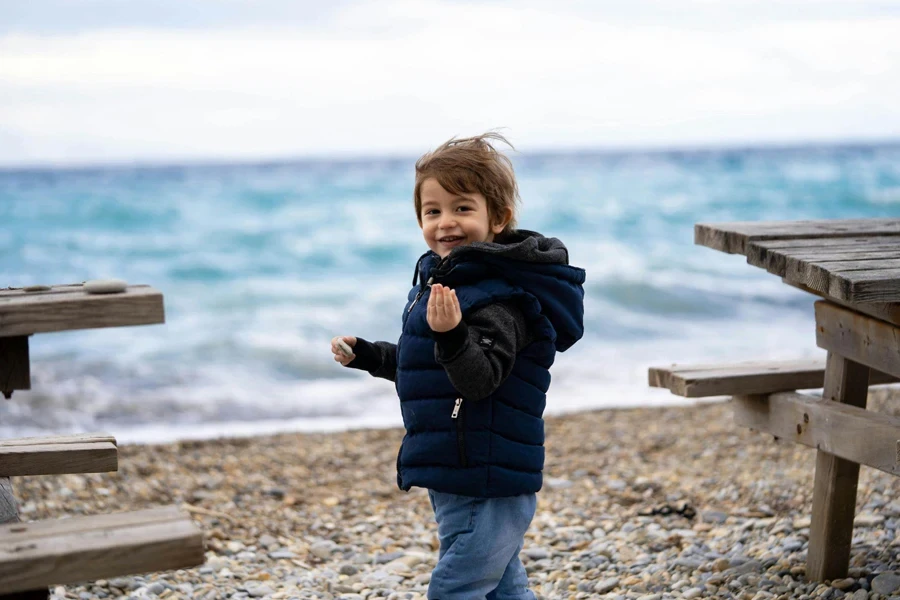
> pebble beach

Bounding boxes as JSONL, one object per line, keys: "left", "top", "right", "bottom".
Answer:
{"left": 13, "top": 389, "right": 900, "bottom": 600}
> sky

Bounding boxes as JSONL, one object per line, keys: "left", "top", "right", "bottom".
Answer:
{"left": 1, "top": 0, "right": 899, "bottom": 167}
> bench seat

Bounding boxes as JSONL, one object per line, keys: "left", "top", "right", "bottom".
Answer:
{"left": 0, "top": 434, "right": 117, "bottom": 477}
{"left": 0, "top": 506, "right": 205, "bottom": 594}
{"left": 648, "top": 358, "right": 897, "bottom": 398}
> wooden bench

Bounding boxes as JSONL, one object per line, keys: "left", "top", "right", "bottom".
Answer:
{"left": 0, "top": 506, "right": 205, "bottom": 594}
{"left": 0, "top": 434, "right": 118, "bottom": 478}
{"left": 649, "top": 358, "right": 898, "bottom": 398}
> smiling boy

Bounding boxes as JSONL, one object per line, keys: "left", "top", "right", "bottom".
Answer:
{"left": 331, "top": 133, "right": 585, "bottom": 599}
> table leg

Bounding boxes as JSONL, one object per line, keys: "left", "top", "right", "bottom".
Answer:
{"left": 0, "top": 478, "right": 48, "bottom": 600}
{"left": 0, "top": 336, "right": 30, "bottom": 400}
{"left": 806, "top": 352, "right": 869, "bottom": 581}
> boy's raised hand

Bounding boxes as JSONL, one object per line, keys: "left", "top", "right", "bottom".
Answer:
{"left": 331, "top": 335, "right": 357, "bottom": 366}
{"left": 427, "top": 284, "right": 461, "bottom": 333}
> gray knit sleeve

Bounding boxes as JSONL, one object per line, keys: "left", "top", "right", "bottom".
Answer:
{"left": 432, "top": 302, "right": 532, "bottom": 401}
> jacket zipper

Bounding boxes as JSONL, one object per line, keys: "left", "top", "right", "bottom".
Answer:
{"left": 451, "top": 397, "right": 467, "bottom": 468}
{"left": 407, "top": 276, "right": 434, "bottom": 314}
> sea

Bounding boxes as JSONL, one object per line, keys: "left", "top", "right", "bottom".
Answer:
{"left": 1, "top": 142, "right": 899, "bottom": 443}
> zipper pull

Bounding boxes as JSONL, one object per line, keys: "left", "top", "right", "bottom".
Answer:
{"left": 451, "top": 397, "right": 463, "bottom": 419}
{"left": 407, "top": 276, "right": 434, "bottom": 313}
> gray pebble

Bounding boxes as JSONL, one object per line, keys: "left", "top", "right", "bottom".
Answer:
{"left": 375, "top": 551, "right": 405, "bottom": 564}
{"left": 872, "top": 572, "right": 900, "bottom": 595}
{"left": 248, "top": 586, "right": 275, "bottom": 598}
{"left": 522, "top": 547, "right": 550, "bottom": 560}
{"left": 594, "top": 577, "right": 619, "bottom": 594}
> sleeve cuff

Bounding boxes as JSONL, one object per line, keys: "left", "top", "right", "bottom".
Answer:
{"left": 433, "top": 321, "right": 470, "bottom": 362}
{"left": 346, "top": 337, "right": 380, "bottom": 372}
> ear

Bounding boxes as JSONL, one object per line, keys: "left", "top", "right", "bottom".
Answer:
{"left": 491, "top": 207, "right": 513, "bottom": 235}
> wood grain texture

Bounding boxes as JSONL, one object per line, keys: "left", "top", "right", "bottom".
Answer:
{"left": 807, "top": 352, "right": 870, "bottom": 582}
{"left": 783, "top": 280, "right": 900, "bottom": 328}
{"left": 0, "top": 442, "right": 117, "bottom": 477}
{"left": 0, "top": 337, "right": 29, "bottom": 399}
{"left": 815, "top": 301, "right": 900, "bottom": 379}
{"left": 0, "top": 507, "right": 205, "bottom": 594}
{"left": 648, "top": 359, "right": 896, "bottom": 398}
{"left": 0, "top": 286, "right": 164, "bottom": 338}
{"left": 694, "top": 219, "right": 900, "bottom": 255}
{"left": 733, "top": 391, "right": 900, "bottom": 475}
{"left": 0, "top": 479, "right": 16, "bottom": 525}
{"left": 0, "top": 434, "right": 115, "bottom": 448}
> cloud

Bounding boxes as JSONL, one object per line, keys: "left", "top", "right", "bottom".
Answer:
{"left": 0, "top": 0, "right": 898, "bottom": 166}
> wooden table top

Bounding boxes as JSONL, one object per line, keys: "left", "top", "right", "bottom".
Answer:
{"left": 0, "top": 284, "right": 164, "bottom": 337}
{"left": 695, "top": 218, "right": 900, "bottom": 305}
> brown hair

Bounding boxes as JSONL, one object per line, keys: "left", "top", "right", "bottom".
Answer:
{"left": 414, "top": 132, "right": 520, "bottom": 234}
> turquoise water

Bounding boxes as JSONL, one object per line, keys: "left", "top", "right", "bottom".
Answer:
{"left": 1, "top": 143, "right": 899, "bottom": 441}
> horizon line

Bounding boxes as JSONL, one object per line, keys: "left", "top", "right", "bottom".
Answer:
{"left": 2, "top": 135, "right": 900, "bottom": 174}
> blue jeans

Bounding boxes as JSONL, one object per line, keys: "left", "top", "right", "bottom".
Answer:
{"left": 427, "top": 490, "right": 537, "bottom": 600}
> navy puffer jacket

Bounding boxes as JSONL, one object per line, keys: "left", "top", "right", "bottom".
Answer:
{"left": 395, "top": 230, "right": 585, "bottom": 497}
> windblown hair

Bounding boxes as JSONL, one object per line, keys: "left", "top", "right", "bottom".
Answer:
{"left": 414, "top": 132, "right": 520, "bottom": 234}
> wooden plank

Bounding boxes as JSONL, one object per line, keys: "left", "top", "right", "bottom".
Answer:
{"left": 0, "top": 442, "right": 117, "bottom": 477}
{"left": 733, "top": 391, "right": 900, "bottom": 476}
{"left": 798, "top": 260, "right": 900, "bottom": 296}
{"left": 747, "top": 236, "right": 900, "bottom": 253}
{"left": 815, "top": 301, "right": 900, "bottom": 378}
{"left": 695, "top": 218, "right": 900, "bottom": 255}
{"left": 816, "top": 268, "right": 900, "bottom": 304}
{"left": 808, "top": 352, "right": 870, "bottom": 582}
{"left": 0, "top": 337, "right": 29, "bottom": 399}
{"left": 0, "top": 479, "right": 16, "bottom": 525}
{"left": 0, "top": 506, "right": 184, "bottom": 540}
{"left": 0, "top": 286, "right": 164, "bottom": 338}
{"left": 751, "top": 247, "right": 900, "bottom": 276}
{"left": 0, "top": 508, "right": 205, "bottom": 594}
{"left": 0, "top": 433, "right": 115, "bottom": 448}
{"left": 784, "top": 280, "right": 900, "bottom": 328}
{"left": 648, "top": 359, "right": 896, "bottom": 398}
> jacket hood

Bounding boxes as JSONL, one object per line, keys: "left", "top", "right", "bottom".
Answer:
{"left": 414, "top": 230, "right": 585, "bottom": 352}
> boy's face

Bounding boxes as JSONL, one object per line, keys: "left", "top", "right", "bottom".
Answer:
{"left": 419, "top": 178, "right": 507, "bottom": 258}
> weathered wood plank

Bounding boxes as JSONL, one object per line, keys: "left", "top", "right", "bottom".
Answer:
{"left": 733, "top": 391, "right": 900, "bottom": 476}
{"left": 695, "top": 219, "right": 900, "bottom": 255}
{"left": 751, "top": 247, "right": 900, "bottom": 276}
{"left": 815, "top": 301, "right": 900, "bottom": 378}
{"left": 783, "top": 280, "right": 900, "bottom": 328}
{"left": 0, "top": 286, "right": 164, "bottom": 338}
{"left": 798, "top": 260, "right": 900, "bottom": 295}
{"left": 0, "top": 442, "right": 117, "bottom": 477}
{"left": 648, "top": 359, "right": 896, "bottom": 398}
{"left": 817, "top": 268, "right": 900, "bottom": 303}
{"left": 0, "top": 507, "right": 205, "bottom": 594}
{"left": 807, "top": 352, "right": 870, "bottom": 582}
{"left": 1, "top": 506, "right": 184, "bottom": 539}
{"left": 747, "top": 236, "right": 900, "bottom": 253}
{"left": 0, "top": 478, "right": 16, "bottom": 525}
{"left": 0, "top": 433, "right": 115, "bottom": 448}
{"left": 0, "top": 336, "right": 29, "bottom": 399}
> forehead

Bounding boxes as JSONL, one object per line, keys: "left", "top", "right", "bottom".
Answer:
{"left": 420, "top": 178, "right": 484, "bottom": 205}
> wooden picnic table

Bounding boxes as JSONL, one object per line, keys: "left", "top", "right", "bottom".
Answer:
{"left": 0, "top": 283, "right": 204, "bottom": 596}
{"left": 694, "top": 217, "right": 900, "bottom": 581}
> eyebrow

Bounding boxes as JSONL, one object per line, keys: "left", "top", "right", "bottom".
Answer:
{"left": 422, "top": 196, "right": 475, "bottom": 207}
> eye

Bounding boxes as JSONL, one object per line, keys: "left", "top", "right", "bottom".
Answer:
{"left": 456, "top": 206, "right": 472, "bottom": 212}
{"left": 424, "top": 209, "right": 439, "bottom": 216}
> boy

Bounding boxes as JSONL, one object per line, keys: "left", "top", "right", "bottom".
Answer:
{"left": 330, "top": 133, "right": 585, "bottom": 600}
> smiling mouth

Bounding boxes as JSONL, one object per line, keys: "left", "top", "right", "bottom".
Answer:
{"left": 438, "top": 236, "right": 465, "bottom": 245}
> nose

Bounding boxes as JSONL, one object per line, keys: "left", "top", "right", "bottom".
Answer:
{"left": 438, "top": 213, "right": 458, "bottom": 229}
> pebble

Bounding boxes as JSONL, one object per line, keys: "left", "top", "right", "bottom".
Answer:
{"left": 872, "top": 572, "right": 900, "bottom": 595}
{"left": 83, "top": 278, "right": 128, "bottom": 294}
